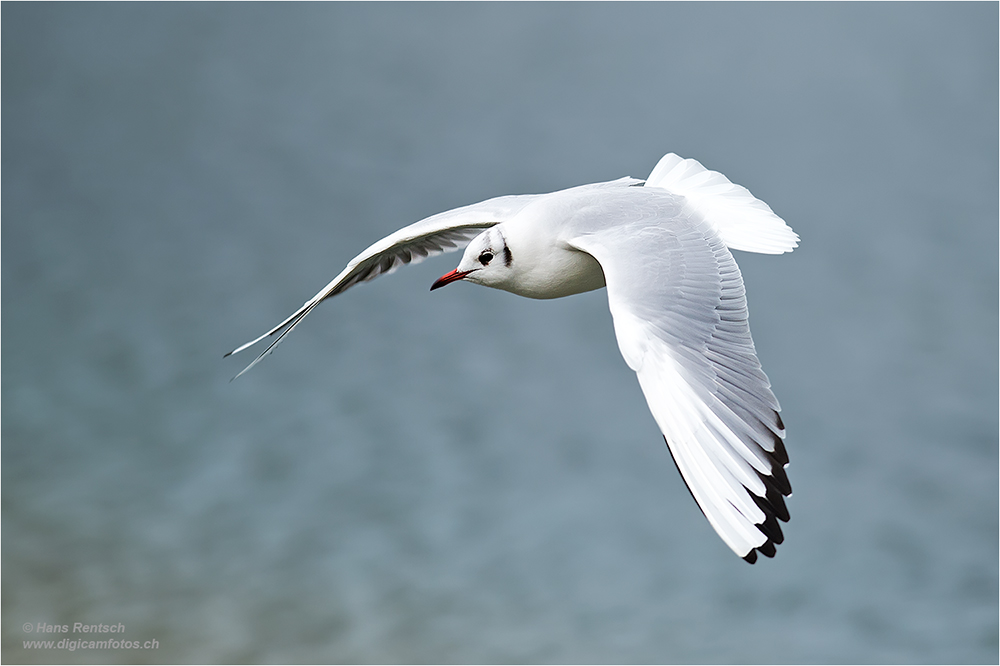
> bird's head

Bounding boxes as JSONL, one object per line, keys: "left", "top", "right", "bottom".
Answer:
{"left": 431, "top": 227, "right": 514, "bottom": 292}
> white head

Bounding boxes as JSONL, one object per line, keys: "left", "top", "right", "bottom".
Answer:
{"left": 431, "top": 226, "right": 515, "bottom": 292}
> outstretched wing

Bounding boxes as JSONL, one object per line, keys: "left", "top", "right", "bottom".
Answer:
{"left": 226, "top": 193, "right": 541, "bottom": 378}
{"left": 568, "top": 194, "right": 790, "bottom": 563}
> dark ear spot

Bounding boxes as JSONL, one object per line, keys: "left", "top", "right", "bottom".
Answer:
{"left": 503, "top": 245, "right": 513, "bottom": 267}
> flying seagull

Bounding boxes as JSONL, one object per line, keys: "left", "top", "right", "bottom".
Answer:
{"left": 227, "top": 153, "right": 799, "bottom": 563}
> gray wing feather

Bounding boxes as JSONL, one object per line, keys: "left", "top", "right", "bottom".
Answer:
{"left": 226, "top": 194, "right": 540, "bottom": 378}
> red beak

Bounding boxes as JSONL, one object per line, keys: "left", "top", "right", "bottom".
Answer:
{"left": 430, "top": 269, "right": 471, "bottom": 291}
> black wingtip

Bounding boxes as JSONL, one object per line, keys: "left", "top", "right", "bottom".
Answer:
{"left": 663, "top": 436, "right": 790, "bottom": 565}
{"left": 772, "top": 435, "right": 790, "bottom": 467}
{"left": 757, "top": 512, "right": 785, "bottom": 545}
{"left": 769, "top": 463, "right": 793, "bottom": 497}
{"left": 757, "top": 541, "right": 777, "bottom": 558}
{"left": 743, "top": 539, "right": 779, "bottom": 563}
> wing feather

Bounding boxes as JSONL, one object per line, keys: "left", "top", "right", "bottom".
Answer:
{"left": 225, "top": 194, "right": 541, "bottom": 378}
{"left": 568, "top": 192, "right": 791, "bottom": 562}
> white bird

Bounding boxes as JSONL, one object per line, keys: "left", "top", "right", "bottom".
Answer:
{"left": 227, "top": 153, "right": 799, "bottom": 563}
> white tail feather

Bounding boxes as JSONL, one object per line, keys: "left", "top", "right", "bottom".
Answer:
{"left": 646, "top": 154, "right": 799, "bottom": 255}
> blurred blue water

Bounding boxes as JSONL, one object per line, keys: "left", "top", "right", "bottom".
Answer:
{"left": 3, "top": 3, "right": 997, "bottom": 664}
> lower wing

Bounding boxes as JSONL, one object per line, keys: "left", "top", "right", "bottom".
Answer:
{"left": 569, "top": 208, "right": 790, "bottom": 563}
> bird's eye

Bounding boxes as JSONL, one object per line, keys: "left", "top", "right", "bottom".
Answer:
{"left": 479, "top": 251, "right": 494, "bottom": 265}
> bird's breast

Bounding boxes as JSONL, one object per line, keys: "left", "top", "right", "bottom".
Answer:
{"left": 506, "top": 244, "right": 606, "bottom": 300}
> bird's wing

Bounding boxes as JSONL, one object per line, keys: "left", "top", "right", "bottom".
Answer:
{"left": 568, "top": 196, "right": 790, "bottom": 563}
{"left": 226, "top": 193, "right": 541, "bottom": 378}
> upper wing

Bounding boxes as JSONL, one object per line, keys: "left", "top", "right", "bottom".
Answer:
{"left": 226, "top": 193, "right": 541, "bottom": 378}
{"left": 568, "top": 196, "right": 790, "bottom": 563}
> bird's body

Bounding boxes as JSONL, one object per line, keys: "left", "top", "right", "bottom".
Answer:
{"left": 227, "top": 153, "right": 799, "bottom": 563}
